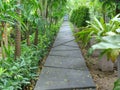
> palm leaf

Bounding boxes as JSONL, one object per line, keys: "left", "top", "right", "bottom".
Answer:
{"left": 94, "top": 17, "right": 104, "bottom": 31}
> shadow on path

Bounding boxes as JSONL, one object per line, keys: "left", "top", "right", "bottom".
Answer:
{"left": 34, "top": 21, "right": 96, "bottom": 90}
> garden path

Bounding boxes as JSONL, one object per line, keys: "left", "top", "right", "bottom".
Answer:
{"left": 34, "top": 21, "right": 96, "bottom": 90}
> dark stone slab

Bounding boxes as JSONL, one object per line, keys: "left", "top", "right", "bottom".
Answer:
{"left": 63, "top": 41, "right": 79, "bottom": 47}
{"left": 34, "top": 67, "right": 96, "bottom": 90}
{"left": 49, "top": 50, "right": 82, "bottom": 58}
{"left": 55, "top": 36, "right": 75, "bottom": 41}
{"left": 52, "top": 45, "right": 79, "bottom": 51}
{"left": 53, "top": 26, "right": 75, "bottom": 47}
{"left": 53, "top": 39, "right": 75, "bottom": 47}
{"left": 56, "top": 32, "right": 74, "bottom": 38}
{"left": 56, "top": 28, "right": 72, "bottom": 33}
{"left": 34, "top": 21, "right": 96, "bottom": 90}
{"left": 58, "top": 27, "right": 73, "bottom": 34}
{"left": 44, "top": 56, "right": 87, "bottom": 70}
{"left": 56, "top": 31, "right": 74, "bottom": 38}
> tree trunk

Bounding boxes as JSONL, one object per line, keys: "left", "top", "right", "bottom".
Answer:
{"left": 15, "top": 25, "right": 21, "bottom": 59}
{"left": 15, "top": 0, "right": 21, "bottom": 59}
{"left": 26, "top": 21, "right": 30, "bottom": 46}
{"left": 26, "top": 31, "right": 30, "bottom": 46}
{"left": 46, "top": 4, "right": 48, "bottom": 19}
{"left": 116, "top": 0, "right": 120, "bottom": 14}
{"left": 34, "top": 29, "right": 39, "bottom": 46}
{"left": 103, "top": 12, "right": 106, "bottom": 23}
{"left": 4, "top": 23, "right": 8, "bottom": 49}
{"left": 1, "top": 22, "right": 8, "bottom": 58}
{"left": 1, "top": 40, "right": 5, "bottom": 58}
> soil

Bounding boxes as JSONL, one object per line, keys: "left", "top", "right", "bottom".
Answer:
{"left": 73, "top": 25, "right": 118, "bottom": 90}
{"left": 81, "top": 48, "right": 118, "bottom": 90}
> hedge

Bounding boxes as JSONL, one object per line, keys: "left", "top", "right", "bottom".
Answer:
{"left": 70, "top": 6, "right": 90, "bottom": 27}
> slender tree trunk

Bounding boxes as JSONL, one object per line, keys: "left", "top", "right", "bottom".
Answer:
{"left": 1, "top": 40, "right": 4, "bottom": 58}
{"left": 26, "top": 21, "right": 30, "bottom": 46}
{"left": 46, "top": 4, "right": 48, "bottom": 19}
{"left": 26, "top": 31, "right": 30, "bottom": 46}
{"left": 15, "top": 0, "right": 21, "bottom": 59}
{"left": 3, "top": 0, "right": 8, "bottom": 49}
{"left": 34, "top": 29, "right": 38, "bottom": 46}
{"left": 116, "top": 0, "right": 120, "bottom": 14}
{"left": 15, "top": 25, "right": 21, "bottom": 59}
{"left": 4, "top": 23, "right": 8, "bottom": 49}
{"left": 103, "top": 12, "right": 106, "bottom": 23}
{"left": 1, "top": 21, "right": 8, "bottom": 58}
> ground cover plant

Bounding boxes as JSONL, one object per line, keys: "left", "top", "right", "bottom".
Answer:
{"left": 69, "top": 0, "right": 120, "bottom": 89}
{"left": 0, "top": 0, "right": 67, "bottom": 90}
{"left": 1, "top": 0, "right": 120, "bottom": 89}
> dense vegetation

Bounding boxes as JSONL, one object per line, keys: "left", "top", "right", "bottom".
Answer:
{"left": 70, "top": 6, "right": 90, "bottom": 27}
{"left": 69, "top": 0, "right": 120, "bottom": 89}
{"left": 0, "top": 0, "right": 67, "bottom": 89}
{"left": 70, "top": 0, "right": 120, "bottom": 63}
{"left": 1, "top": 0, "right": 120, "bottom": 89}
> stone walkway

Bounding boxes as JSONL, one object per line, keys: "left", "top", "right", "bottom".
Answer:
{"left": 34, "top": 21, "right": 96, "bottom": 90}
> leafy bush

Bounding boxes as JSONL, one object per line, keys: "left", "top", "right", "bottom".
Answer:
{"left": 113, "top": 79, "right": 120, "bottom": 90}
{"left": 0, "top": 23, "right": 60, "bottom": 90}
{"left": 70, "top": 6, "right": 90, "bottom": 27}
{"left": 75, "top": 14, "right": 120, "bottom": 48}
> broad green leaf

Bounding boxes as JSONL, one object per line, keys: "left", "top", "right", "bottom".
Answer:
{"left": 113, "top": 79, "right": 120, "bottom": 90}
{"left": 92, "top": 42, "right": 120, "bottom": 50}
{"left": 102, "top": 35, "right": 120, "bottom": 44}
{"left": 112, "top": 14, "right": 120, "bottom": 22}
{"left": 0, "top": 68, "right": 6, "bottom": 76}
{"left": 94, "top": 17, "right": 104, "bottom": 31}
{"left": 105, "top": 31, "right": 116, "bottom": 36}
{"left": 110, "top": 50, "right": 119, "bottom": 62}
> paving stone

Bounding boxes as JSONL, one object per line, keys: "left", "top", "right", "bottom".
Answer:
{"left": 53, "top": 39, "right": 76, "bottom": 47}
{"left": 56, "top": 32, "right": 74, "bottom": 38}
{"left": 53, "top": 39, "right": 75, "bottom": 47}
{"left": 56, "top": 32, "right": 74, "bottom": 37}
{"left": 59, "top": 28, "right": 71, "bottom": 32}
{"left": 49, "top": 50, "right": 82, "bottom": 58}
{"left": 52, "top": 45, "right": 79, "bottom": 51}
{"left": 44, "top": 56, "right": 87, "bottom": 70}
{"left": 34, "top": 67, "right": 96, "bottom": 90}
{"left": 63, "top": 41, "right": 79, "bottom": 47}
{"left": 55, "top": 36, "right": 75, "bottom": 41}
{"left": 59, "top": 29, "right": 72, "bottom": 32}
{"left": 59, "top": 31, "right": 73, "bottom": 36}
{"left": 34, "top": 21, "right": 96, "bottom": 90}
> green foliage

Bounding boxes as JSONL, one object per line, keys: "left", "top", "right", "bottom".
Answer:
{"left": 75, "top": 14, "right": 120, "bottom": 47}
{"left": 0, "top": 23, "right": 60, "bottom": 90}
{"left": 75, "top": 14, "right": 120, "bottom": 62}
{"left": 113, "top": 79, "right": 120, "bottom": 90}
{"left": 0, "top": 0, "right": 65, "bottom": 89}
{"left": 90, "top": 35, "right": 120, "bottom": 62}
{"left": 70, "top": 6, "right": 90, "bottom": 27}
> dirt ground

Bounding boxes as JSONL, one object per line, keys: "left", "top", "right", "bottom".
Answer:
{"left": 73, "top": 26, "right": 118, "bottom": 90}
{"left": 81, "top": 48, "right": 118, "bottom": 90}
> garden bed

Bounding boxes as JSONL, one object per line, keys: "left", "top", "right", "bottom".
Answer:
{"left": 73, "top": 25, "right": 118, "bottom": 90}
{"left": 80, "top": 48, "right": 117, "bottom": 90}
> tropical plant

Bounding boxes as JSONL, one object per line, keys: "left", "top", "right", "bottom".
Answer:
{"left": 89, "top": 35, "right": 120, "bottom": 62}
{"left": 113, "top": 78, "right": 120, "bottom": 90}
{"left": 70, "top": 6, "right": 90, "bottom": 27}
{"left": 0, "top": 0, "right": 67, "bottom": 89}
{"left": 14, "top": 0, "right": 21, "bottom": 59}
{"left": 75, "top": 14, "right": 120, "bottom": 48}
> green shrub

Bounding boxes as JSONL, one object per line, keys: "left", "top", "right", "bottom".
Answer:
{"left": 70, "top": 6, "right": 90, "bottom": 27}
{"left": 0, "top": 23, "right": 61, "bottom": 90}
{"left": 113, "top": 79, "right": 120, "bottom": 90}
